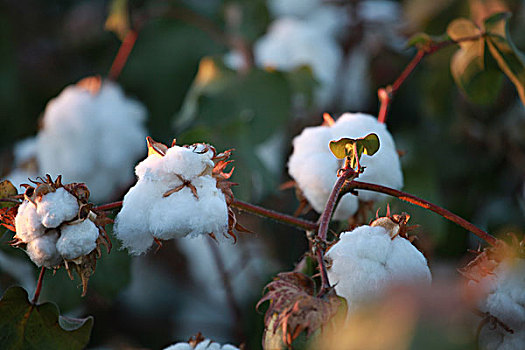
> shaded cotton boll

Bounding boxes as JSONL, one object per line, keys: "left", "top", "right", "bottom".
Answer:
{"left": 267, "top": 0, "right": 320, "bottom": 18}
{"left": 164, "top": 339, "right": 239, "bottom": 350}
{"left": 14, "top": 200, "right": 45, "bottom": 242}
{"left": 56, "top": 219, "right": 99, "bottom": 260}
{"left": 254, "top": 18, "right": 342, "bottom": 108}
{"left": 36, "top": 79, "right": 147, "bottom": 202}
{"left": 288, "top": 113, "right": 403, "bottom": 220}
{"left": 326, "top": 225, "right": 431, "bottom": 317}
{"left": 469, "top": 258, "right": 525, "bottom": 349}
{"left": 36, "top": 187, "right": 79, "bottom": 228}
{"left": 115, "top": 139, "right": 234, "bottom": 255}
{"left": 26, "top": 231, "right": 62, "bottom": 268}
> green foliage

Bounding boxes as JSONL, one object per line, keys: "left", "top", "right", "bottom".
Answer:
{"left": 0, "top": 180, "right": 17, "bottom": 208}
{"left": 0, "top": 286, "right": 93, "bottom": 350}
{"left": 329, "top": 134, "right": 380, "bottom": 169}
{"left": 447, "top": 12, "right": 525, "bottom": 105}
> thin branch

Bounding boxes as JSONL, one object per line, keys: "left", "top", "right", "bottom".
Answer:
{"left": 316, "top": 169, "right": 356, "bottom": 294}
{"left": 206, "top": 237, "right": 245, "bottom": 342}
{"left": 0, "top": 198, "right": 20, "bottom": 204}
{"left": 343, "top": 180, "right": 498, "bottom": 246}
{"left": 108, "top": 30, "right": 139, "bottom": 81}
{"left": 377, "top": 33, "right": 485, "bottom": 124}
{"left": 231, "top": 199, "right": 318, "bottom": 231}
{"left": 93, "top": 201, "right": 123, "bottom": 212}
{"left": 31, "top": 267, "right": 46, "bottom": 305}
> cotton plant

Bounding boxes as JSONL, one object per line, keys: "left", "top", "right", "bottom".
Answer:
{"left": 4, "top": 175, "right": 111, "bottom": 296}
{"left": 288, "top": 112, "right": 403, "bottom": 220}
{"left": 115, "top": 137, "right": 241, "bottom": 255}
{"left": 164, "top": 333, "right": 239, "bottom": 350}
{"left": 460, "top": 240, "right": 525, "bottom": 349}
{"left": 36, "top": 76, "right": 147, "bottom": 202}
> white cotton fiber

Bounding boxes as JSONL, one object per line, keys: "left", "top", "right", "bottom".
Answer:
{"left": 36, "top": 188, "right": 79, "bottom": 228}
{"left": 56, "top": 219, "right": 99, "bottom": 259}
{"left": 471, "top": 259, "right": 525, "bottom": 350}
{"left": 115, "top": 144, "right": 230, "bottom": 255}
{"left": 36, "top": 80, "right": 147, "bottom": 202}
{"left": 14, "top": 200, "right": 45, "bottom": 242}
{"left": 163, "top": 339, "right": 239, "bottom": 350}
{"left": 326, "top": 225, "right": 431, "bottom": 317}
{"left": 288, "top": 113, "right": 403, "bottom": 220}
{"left": 26, "top": 231, "right": 62, "bottom": 268}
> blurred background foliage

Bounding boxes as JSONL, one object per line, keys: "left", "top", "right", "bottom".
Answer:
{"left": 0, "top": 0, "right": 525, "bottom": 349}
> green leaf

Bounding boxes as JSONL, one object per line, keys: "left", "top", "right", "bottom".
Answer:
{"left": 329, "top": 134, "right": 380, "bottom": 169}
{"left": 0, "top": 286, "right": 93, "bottom": 350}
{"left": 447, "top": 18, "right": 503, "bottom": 104}
{"left": 483, "top": 12, "right": 525, "bottom": 104}
{"left": 406, "top": 33, "right": 435, "bottom": 50}
{"left": 105, "top": 0, "right": 130, "bottom": 41}
{"left": 0, "top": 180, "right": 17, "bottom": 208}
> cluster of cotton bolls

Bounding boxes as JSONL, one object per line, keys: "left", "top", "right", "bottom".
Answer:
{"left": 326, "top": 217, "right": 431, "bottom": 319}
{"left": 115, "top": 139, "right": 235, "bottom": 255}
{"left": 464, "top": 251, "right": 525, "bottom": 349}
{"left": 13, "top": 183, "right": 101, "bottom": 268}
{"left": 34, "top": 77, "right": 147, "bottom": 202}
{"left": 288, "top": 112, "right": 403, "bottom": 220}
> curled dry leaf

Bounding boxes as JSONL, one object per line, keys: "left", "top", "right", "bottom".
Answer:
{"left": 256, "top": 272, "right": 344, "bottom": 348}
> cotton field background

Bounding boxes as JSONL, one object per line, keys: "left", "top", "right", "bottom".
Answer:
{"left": 1, "top": 0, "right": 525, "bottom": 349}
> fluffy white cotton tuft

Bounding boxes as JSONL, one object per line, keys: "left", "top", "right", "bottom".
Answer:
{"left": 288, "top": 113, "right": 403, "bottom": 220}
{"left": 56, "top": 219, "right": 99, "bottom": 259}
{"left": 14, "top": 201, "right": 45, "bottom": 242}
{"left": 253, "top": 18, "right": 342, "bottom": 107}
{"left": 163, "top": 339, "right": 239, "bottom": 350}
{"left": 36, "top": 188, "right": 79, "bottom": 228}
{"left": 26, "top": 231, "right": 62, "bottom": 268}
{"left": 36, "top": 80, "right": 147, "bottom": 202}
{"left": 115, "top": 144, "right": 229, "bottom": 255}
{"left": 326, "top": 225, "right": 431, "bottom": 317}
{"left": 470, "top": 258, "right": 525, "bottom": 349}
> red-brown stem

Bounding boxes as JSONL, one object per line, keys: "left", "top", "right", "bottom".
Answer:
{"left": 316, "top": 168, "right": 356, "bottom": 294}
{"left": 93, "top": 201, "right": 123, "bottom": 212}
{"left": 377, "top": 33, "right": 485, "bottom": 124}
{"left": 0, "top": 198, "right": 20, "bottom": 204}
{"left": 31, "top": 267, "right": 45, "bottom": 305}
{"left": 232, "top": 199, "right": 318, "bottom": 231}
{"left": 206, "top": 238, "right": 245, "bottom": 341}
{"left": 344, "top": 180, "right": 498, "bottom": 246}
{"left": 108, "top": 30, "right": 138, "bottom": 81}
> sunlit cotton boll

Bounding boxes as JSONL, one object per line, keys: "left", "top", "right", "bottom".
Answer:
{"left": 470, "top": 258, "right": 525, "bottom": 349}
{"left": 254, "top": 18, "right": 342, "bottom": 108}
{"left": 163, "top": 339, "right": 239, "bottom": 350}
{"left": 36, "top": 79, "right": 147, "bottom": 202}
{"left": 288, "top": 113, "right": 403, "bottom": 220}
{"left": 326, "top": 225, "right": 431, "bottom": 318}
{"left": 56, "top": 219, "right": 99, "bottom": 260}
{"left": 115, "top": 144, "right": 229, "bottom": 255}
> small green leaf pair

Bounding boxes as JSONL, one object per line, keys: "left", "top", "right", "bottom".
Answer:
{"left": 329, "top": 134, "right": 380, "bottom": 170}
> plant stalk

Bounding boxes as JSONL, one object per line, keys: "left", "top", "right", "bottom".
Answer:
{"left": 31, "top": 267, "right": 46, "bottom": 305}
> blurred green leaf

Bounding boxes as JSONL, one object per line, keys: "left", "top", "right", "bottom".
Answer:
{"left": 407, "top": 33, "right": 435, "bottom": 50}
{"left": 447, "top": 18, "right": 503, "bottom": 104}
{"left": 0, "top": 286, "right": 93, "bottom": 350}
{"left": 105, "top": 0, "right": 130, "bottom": 41}
{"left": 0, "top": 180, "right": 18, "bottom": 208}
{"left": 484, "top": 12, "right": 525, "bottom": 104}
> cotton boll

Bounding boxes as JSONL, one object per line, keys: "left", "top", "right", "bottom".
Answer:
{"left": 326, "top": 225, "right": 431, "bottom": 317}
{"left": 56, "top": 219, "right": 99, "bottom": 259}
{"left": 37, "top": 80, "right": 147, "bottom": 202}
{"left": 163, "top": 339, "right": 239, "bottom": 350}
{"left": 288, "top": 113, "right": 403, "bottom": 220}
{"left": 26, "top": 231, "right": 62, "bottom": 268}
{"left": 254, "top": 18, "right": 342, "bottom": 108}
{"left": 267, "top": 0, "right": 321, "bottom": 18}
{"left": 14, "top": 201, "right": 45, "bottom": 242}
{"left": 13, "top": 137, "right": 37, "bottom": 167}
{"left": 36, "top": 188, "right": 79, "bottom": 228}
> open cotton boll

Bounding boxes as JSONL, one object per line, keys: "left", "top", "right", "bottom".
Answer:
{"left": 36, "top": 188, "right": 79, "bottom": 228}
{"left": 36, "top": 79, "right": 147, "bottom": 202}
{"left": 164, "top": 339, "right": 239, "bottom": 350}
{"left": 26, "top": 231, "right": 62, "bottom": 268}
{"left": 326, "top": 225, "right": 431, "bottom": 317}
{"left": 254, "top": 18, "right": 342, "bottom": 107}
{"left": 469, "top": 258, "right": 525, "bottom": 349}
{"left": 14, "top": 201, "right": 45, "bottom": 242}
{"left": 288, "top": 113, "right": 403, "bottom": 220}
{"left": 56, "top": 219, "right": 99, "bottom": 260}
